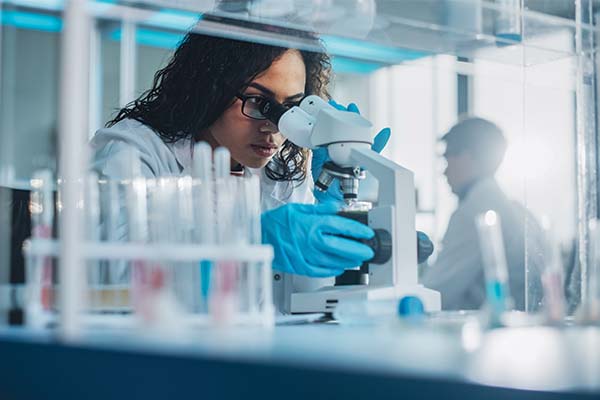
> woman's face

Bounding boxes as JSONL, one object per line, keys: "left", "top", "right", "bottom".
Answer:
{"left": 205, "top": 49, "right": 307, "bottom": 169}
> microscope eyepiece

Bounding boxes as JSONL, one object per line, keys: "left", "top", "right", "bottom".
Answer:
{"left": 259, "top": 98, "right": 288, "bottom": 125}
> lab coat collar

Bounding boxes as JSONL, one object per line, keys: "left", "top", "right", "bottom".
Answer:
{"left": 246, "top": 166, "right": 295, "bottom": 206}
{"left": 168, "top": 138, "right": 194, "bottom": 175}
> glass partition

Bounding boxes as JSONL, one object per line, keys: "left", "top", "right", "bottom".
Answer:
{"left": 1, "top": 0, "right": 599, "bottom": 327}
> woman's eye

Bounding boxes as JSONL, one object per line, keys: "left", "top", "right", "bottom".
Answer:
{"left": 248, "top": 97, "right": 265, "bottom": 106}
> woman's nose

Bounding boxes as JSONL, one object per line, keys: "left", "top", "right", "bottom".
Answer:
{"left": 259, "top": 120, "right": 278, "bottom": 134}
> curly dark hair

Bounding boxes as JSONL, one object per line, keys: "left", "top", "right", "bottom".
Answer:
{"left": 107, "top": 32, "right": 332, "bottom": 183}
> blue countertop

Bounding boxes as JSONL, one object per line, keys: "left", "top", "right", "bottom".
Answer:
{"left": 0, "top": 320, "right": 599, "bottom": 399}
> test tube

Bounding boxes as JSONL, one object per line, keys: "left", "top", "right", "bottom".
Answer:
{"left": 193, "top": 141, "right": 215, "bottom": 312}
{"left": 148, "top": 177, "right": 178, "bottom": 243}
{"left": 214, "top": 146, "right": 230, "bottom": 183}
{"left": 238, "top": 173, "right": 274, "bottom": 323}
{"left": 539, "top": 217, "right": 566, "bottom": 323}
{"left": 29, "top": 170, "right": 54, "bottom": 313}
{"left": 177, "top": 176, "right": 194, "bottom": 243}
{"left": 147, "top": 177, "right": 177, "bottom": 293}
{"left": 138, "top": 176, "right": 187, "bottom": 328}
{"left": 242, "top": 175, "right": 262, "bottom": 316}
{"left": 104, "top": 179, "right": 121, "bottom": 243}
{"left": 246, "top": 175, "right": 262, "bottom": 245}
{"left": 212, "top": 146, "right": 238, "bottom": 323}
{"left": 105, "top": 178, "right": 128, "bottom": 307}
{"left": 124, "top": 149, "right": 151, "bottom": 318}
{"left": 173, "top": 176, "right": 197, "bottom": 311}
{"left": 148, "top": 177, "right": 182, "bottom": 306}
{"left": 475, "top": 210, "right": 513, "bottom": 321}
{"left": 85, "top": 172, "right": 101, "bottom": 309}
{"left": 85, "top": 172, "right": 101, "bottom": 244}
{"left": 580, "top": 220, "right": 600, "bottom": 323}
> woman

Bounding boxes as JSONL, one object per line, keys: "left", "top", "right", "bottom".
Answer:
{"left": 91, "top": 31, "right": 377, "bottom": 313}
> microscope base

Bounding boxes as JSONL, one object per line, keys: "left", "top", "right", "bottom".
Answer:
{"left": 290, "top": 284, "right": 441, "bottom": 314}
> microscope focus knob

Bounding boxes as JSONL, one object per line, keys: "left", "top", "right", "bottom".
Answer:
{"left": 364, "top": 229, "right": 392, "bottom": 265}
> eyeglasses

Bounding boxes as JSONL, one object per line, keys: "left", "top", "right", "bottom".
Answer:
{"left": 235, "top": 93, "right": 299, "bottom": 120}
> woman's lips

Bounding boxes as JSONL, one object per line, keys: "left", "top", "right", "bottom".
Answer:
{"left": 250, "top": 144, "right": 278, "bottom": 157}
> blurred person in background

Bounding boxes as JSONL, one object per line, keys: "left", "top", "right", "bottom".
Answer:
{"left": 421, "top": 117, "right": 543, "bottom": 310}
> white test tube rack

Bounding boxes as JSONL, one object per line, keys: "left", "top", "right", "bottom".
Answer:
{"left": 22, "top": 238, "right": 275, "bottom": 330}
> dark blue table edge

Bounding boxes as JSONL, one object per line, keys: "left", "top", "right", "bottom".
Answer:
{"left": 0, "top": 335, "right": 596, "bottom": 400}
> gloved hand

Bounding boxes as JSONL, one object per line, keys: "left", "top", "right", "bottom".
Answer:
{"left": 312, "top": 100, "right": 391, "bottom": 204}
{"left": 261, "top": 202, "right": 375, "bottom": 277}
{"left": 417, "top": 231, "right": 434, "bottom": 264}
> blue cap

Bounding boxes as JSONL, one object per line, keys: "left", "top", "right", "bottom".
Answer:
{"left": 397, "top": 296, "right": 425, "bottom": 319}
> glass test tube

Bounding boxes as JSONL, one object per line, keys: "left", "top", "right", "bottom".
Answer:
{"left": 193, "top": 141, "right": 215, "bottom": 313}
{"left": 124, "top": 149, "right": 151, "bottom": 318}
{"left": 212, "top": 146, "right": 238, "bottom": 323}
{"left": 476, "top": 210, "right": 513, "bottom": 319}
{"left": 148, "top": 176, "right": 176, "bottom": 288}
{"left": 29, "top": 169, "right": 54, "bottom": 312}
{"left": 173, "top": 175, "right": 197, "bottom": 311}
{"left": 539, "top": 217, "right": 566, "bottom": 323}
{"left": 244, "top": 175, "right": 261, "bottom": 316}
{"left": 85, "top": 172, "right": 101, "bottom": 309}
{"left": 583, "top": 220, "right": 600, "bottom": 322}
{"left": 104, "top": 178, "right": 128, "bottom": 307}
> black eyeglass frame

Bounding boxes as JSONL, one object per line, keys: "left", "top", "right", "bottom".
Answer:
{"left": 235, "top": 93, "right": 301, "bottom": 121}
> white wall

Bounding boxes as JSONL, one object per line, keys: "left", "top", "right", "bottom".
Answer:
{"left": 2, "top": 24, "right": 579, "bottom": 255}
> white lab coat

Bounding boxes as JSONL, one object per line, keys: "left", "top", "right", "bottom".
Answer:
{"left": 90, "top": 118, "right": 333, "bottom": 313}
{"left": 421, "top": 177, "right": 544, "bottom": 310}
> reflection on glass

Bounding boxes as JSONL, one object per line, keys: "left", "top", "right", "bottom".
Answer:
{"left": 421, "top": 117, "right": 546, "bottom": 313}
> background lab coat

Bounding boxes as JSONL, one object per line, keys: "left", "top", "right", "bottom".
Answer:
{"left": 90, "top": 118, "right": 333, "bottom": 314}
{"left": 421, "top": 177, "right": 544, "bottom": 311}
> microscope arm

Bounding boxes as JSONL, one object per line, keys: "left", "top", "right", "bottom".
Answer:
{"left": 350, "top": 147, "right": 418, "bottom": 286}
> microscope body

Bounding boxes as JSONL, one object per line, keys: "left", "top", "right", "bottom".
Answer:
{"left": 290, "top": 147, "right": 440, "bottom": 313}
{"left": 259, "top": 94, "right": 440, "bottom": 313}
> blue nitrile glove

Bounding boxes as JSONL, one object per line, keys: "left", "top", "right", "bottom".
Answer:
{"left": 261, "top": 202, "right": 375, "bottom": 277}
{"left": 417, "top": 231, "right": 434, "bottom": 264}
{"left": 312, "top": 100, "right": 391, "bottom": 204}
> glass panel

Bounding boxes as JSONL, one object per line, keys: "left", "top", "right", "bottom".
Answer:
{"left": 97, "top": 19, "right": 121, "bottom": 128}
{"left": 84, "top": 1, "right": 600, "bottom": 66}
{"left": 1, "top": 0, "right": 598, "bottom": 325}
{"left": 1, "top": 11, "right": 60, "bottom": 184}
{"left": 0, "top": 3, "right": 62, "bottom": 325}
{"left": 472, "top": 50, "right": 579, "bottom": 312}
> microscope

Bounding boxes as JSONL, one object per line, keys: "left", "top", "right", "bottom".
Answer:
{"left": 260, "top": 95, "right": 441, "bottom": 313}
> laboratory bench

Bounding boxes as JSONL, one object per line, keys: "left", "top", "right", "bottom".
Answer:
{"left": 0, "top": 320, "right": 599, "bottom": 400}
